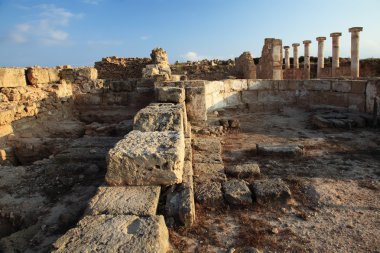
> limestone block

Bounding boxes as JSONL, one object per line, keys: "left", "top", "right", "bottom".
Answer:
{"left": 193, "top": 163, "right": 226, "bottom": 183}
{"left": 223, "top": 79, "right": 248, "bottom": 92}
{"left": 185, "top": 138, "right": 192, "bottom": 161}
{"left": 257, "top": 90, "right": 280, "bottom": 103}
{"left": 225, "top": 163, "right": 261, "bottom": 178}
{"left": 52, "top": 215, "right": 169, "bottom": 253}
{"left": 279, "top": 80, "right": 301, "bottom": 91}
{"left": 366, "top": 80, "right": 380, "bottom": 115}
{"left": 185, "top": 83, "right": 207, "bottom": 121}
{"left": 332, "top": 81, "right": 352, "bottom": 93}
{"left": 194, "top": 181, "right": 224, "bottom": 206}
{"left": 324, "top": 92, "right": 349, "bottom": 108}
{"left": 303, "top": 80, "right": 331, "bottom": 91}
{"left": 106, "top": 130, "right": 184, "bottom": 186}
{"left": 257, "top": 144, "right": 304, "bottom": 157}
{"left": 205, "top": 81, "right": 224, "bottom": 94}
{"left": 26, "top": 67, "right": 59, "bottom": 86}
{"left": 224, "top": 91, "right": 242, "bottom": 106}
{"left": 156, "top": 87, "right": 185, "bottom": 103}
{"left": 250, "top": 178, "right": 291, "bottom": 205}
{"left": 248, "top": 80, "right": 277, "bottom": 90}
{"left": 86, "top": 186, "right": 160, "bottom": 216}
{"left": 0, "top": 68, "right": 27, "bottom": 87}
{"left": 351, "top": 80, "right": 367, "bottom": 94}
{"left": 242, "top": 90, "right": 258, "bottom": 103}
{"left": 74, "top": 93, "right": 102, "bottom": 105}
{"left": 223, "top": 179, "right": 252, "bottom": 206}
{"left": 348, "top": 93, "right": 365, "bottom": 112}
{"left": 76, "top": 67, "right": 98, "bottom": 80}
{"left": 107, "top": 79, "right": 137, "bottom": 92}
{"left": 133, "top": 103, "right": 184, "bottom": 132}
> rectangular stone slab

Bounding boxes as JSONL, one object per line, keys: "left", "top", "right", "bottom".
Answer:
{"left": 133, "top": 103, "right": 184, "bottom": 132}
{"left": 256, "top": 144, "right": 304, "bottom": 157}
{"left": 52, "top": 215, "right": 169, "bottom": 253}
{"left": 106, "top": 130, "right": 184, "bottom": 186}
{"left": 0, "top": 68, "right": 27, "bottom": 87}
{"left": 86, "top": 186, "right": 161, "bottom": 216}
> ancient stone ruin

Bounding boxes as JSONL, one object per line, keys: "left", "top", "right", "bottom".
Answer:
{"left": 0, "top": 28, "right": 380, "bottom": 252}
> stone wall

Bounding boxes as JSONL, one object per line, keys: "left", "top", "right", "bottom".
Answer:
{"left": 94, "top": 57, "right": 152, "bottom": 80}
{"left": 0, "top": 66, "right": 155, "bottom": 165}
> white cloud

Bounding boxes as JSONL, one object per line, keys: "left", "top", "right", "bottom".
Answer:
{"left": 140, "top": 35, "right": 150, "bottom": 41}
{"left": 82, "top": 0, "right": 102, "bottom": 5}
{"left": 6, "top": 4, "right": 82, "bottom": 45}
{"left": 182, "top": 51, "right": 206, "bottom": 61}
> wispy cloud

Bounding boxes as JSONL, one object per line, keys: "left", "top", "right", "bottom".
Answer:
{"left": 82, "top": 0, "right": 103, "bottom": 5}
{"left": 140, "top": 35, "right": 150, "bottom": 41}
{"left": 181, "top": 51, "right": 207, "bottom": 61}
{"left": 5, "top": 4, "right": 82, "bottom": 45}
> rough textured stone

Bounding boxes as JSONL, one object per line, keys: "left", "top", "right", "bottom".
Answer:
{"left": 185, "top": 138, "right": 193, "bottom": 162}
{"left": 223, "top": 179, "right": 252, "bottom": 206}
{"left": 256, "top": 144, "right": 304, "bottom": 157}
{"left": 26, "top": 67, "right": 60, "bottom": 86}
{"left": 0, "top": 68, "right": 27, "bottom": 87}
{"left": 76, "top": 67, "right": 98, "bottom": 80}
{"left": 106, "top": 130, "right": 184, "bottom": 186}
{"left": 185, "top": 81, "right": 207, "bottom": 121}
{"left": 195, "top": 181, "right": 224, "bottom": 206}
{"left": 133, "top": 103, "right": 184, "bottom": 132}
{"left": 86, "top": 186, "right": 160, "bottom": 216}
{"left": 251, "top": 178, "right": 291, "bottom": 205}
{"left": 52, "top": 215, "right": 169, "bottom": 253}
{"left": 225, "top": 163, "right": 261, "bottom": 178}
{"left": 193, "top": 163, "right": 226, "bottom": 183}
{"left": 156, "top": 86, "right": 185, "bottom": 103}
{"left": 235, "top": 52, "right": 256, "bottom": 79}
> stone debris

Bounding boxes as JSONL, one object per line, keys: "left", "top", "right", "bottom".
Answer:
{"left": 223, "top": 179, "right": 252, "bottom": 206}
{"left": 225, "top": 163, "right": 261, "bottom": 179}
{"left": 193, "top": 163, "right": 226, "bottom": 183}
{"left": 52, "top": 215, "right": 169, "bottom": 253}
{"left": 250, "top": 178, "right": 291, "bottom": 205}
{"left": 106, "top": 130, "right": 184, "bottom": 186}
{"left": 86, "top": 186, "right": 161, "bottom": 216}
{"left": 256, "top": 144, "right": 304, "bottom": 157}
{"left": 133, "top": 103, "right": 184, "bottom": 132}
{"left": 311, "top": 110, "right": 370, "bottom": 129}
{"left": 143, "top": 48, "right": 172, "bottom": 80}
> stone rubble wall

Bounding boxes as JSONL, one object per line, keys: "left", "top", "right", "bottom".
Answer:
{"left": 94, "top": 56, "right": 152, "bottom": 80}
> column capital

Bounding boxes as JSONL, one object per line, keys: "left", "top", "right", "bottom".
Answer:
{"left": 303, "top": 40, "right": 312, "bottom": 45}
{"left": 292, "top": 43, "right": 300, "bottom": 47}
{"left": 284, "top": 46, "right": 290, "bottom": 49}
{"left": 330, "top": 32, "right": 342, "bottom": 38}
{"left": 349, "top": 27, "right": 363, "bottom": 33}
{"left": 316, "top": 37, "right": 326, "bottom": 42}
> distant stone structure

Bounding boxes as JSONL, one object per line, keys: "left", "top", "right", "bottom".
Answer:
{"left": 257, "top": 38, "right": 283, "bottom": 80}
{"left": 235, "top": 52, "right": 256, "bottom": 79}
{"left": 142, "top": 48, "right": 172, "bottom": 80}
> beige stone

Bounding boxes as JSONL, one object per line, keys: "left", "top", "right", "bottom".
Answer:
{"left": 52, "top": 215, "right": 169, "bottom": 253}
{"left": 133, "top": 103, "right": 184, "bottom": 132}
{"left": 0, "top": 68, "right": 27, "bottom": 88}
{"left": 156, "top": 86, "right": 185, "bottom": 103}
{"left": 86, "top": 186, "right": 161, "bottom": 216}
{"left": 26, "top": 67, "right": 60, "bottom": 86}
{"left": 76, "top": 67, "right": 98, "bottom": 80}
{"left": 106, "top": 130, "right": 184, "bottom": 186}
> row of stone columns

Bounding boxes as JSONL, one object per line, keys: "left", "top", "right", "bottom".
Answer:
{"left": 283, "top": 27, "right": 363, "bottom": 79}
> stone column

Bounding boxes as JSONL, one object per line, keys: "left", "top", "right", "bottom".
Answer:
{"left": 349, "top": 27, "right": 363, "bottom": 79}
{"left": 303, "top": 40, "right": 312, "bottom": 79}
{"left": 292, "top": 43, "right": 300, "bottom": 69}
{"left": 330, "top": 32, "right": 342, "bottom": 77}
{"left": 316, "top": 37, "right": 326, "bottom": 78}
{"left": 284, "top": 46, "right": 290, "bottom": 69}
{"left": 272, "top": 39, "right": 283, "bottom": 80}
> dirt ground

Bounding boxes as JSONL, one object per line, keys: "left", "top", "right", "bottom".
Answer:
{"left": 170, "top": 107, "right": 380, "bottom": 253}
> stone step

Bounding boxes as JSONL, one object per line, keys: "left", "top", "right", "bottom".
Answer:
{"left": 106, "top": 130, "right": 184, "bottom": 186}
{"left": 86, "top": 186, "right": 160, "bottom": 216}
{"left": 52, "top": 215, "right": 169, "bottom": 253}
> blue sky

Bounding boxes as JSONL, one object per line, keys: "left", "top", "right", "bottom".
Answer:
{"left": 0, "top": 0, "right": 379, "bottom": 67}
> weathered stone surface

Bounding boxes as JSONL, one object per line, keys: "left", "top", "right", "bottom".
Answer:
{"left": 250, "top": 178, "right": 291, "bottom": 205}
{"left": 223, "top": 179, "right": 252, "bottom": 206}
{"left": 195, "top": 181, "right": 224, "bottom": 206}
{"left": 106, "top": 130, "right": 184, "bottom": 186}
{"left": 303, "top": 80, "right": 331, "bottom": 91}
{"left": 248, "top": 80, "right": 277, "bottom": 90}
{"left": 0, "top": 68, "right": 27, "bottom": 87}
{"left": 86, "top": 186, "right": 160, "bottom": 216}
{"left": 107, "top": 79, "right": 137, "bottom": 92}
{"left": 225, "top": 163, "right": 261, "bottom": 178}
{"left": 332, "top": 81, "right": 352, "bottom": 93}
{"left": 235, "top": 52, "right": 256, "bottom": 79}
{"left": 185, "top": 81, "right": 207, "bottom": 121}
{"left": 76, "top": 67, "right": 98, "bottom": 80}
{"left": 133, "top": 103, "right": 184, "bottom": 132}
{"left": 192, "top": 137, "right": 222, "bottom": 163}
{"left": 185, "top": 138, "right": 193, "bottom": 161}
{"left": 26, "top": 67, "right": 60, "bottom": 86}
{"left": 52, "top": 215, "right": 169, "bottom": 253}
{"left": 193, "top": 163, "right": 226, "bottom": 183}
{"left": 156, "top": 86, "right": 185, "bottom": 103}
{"left": 256, "top": 144, "right": 304, "bottom": 157}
